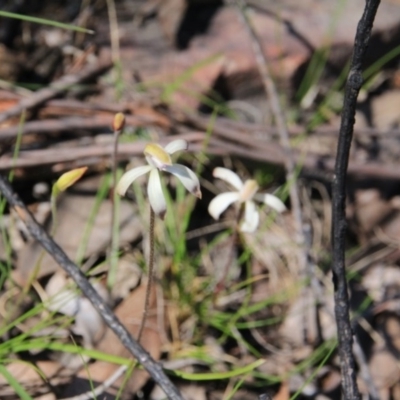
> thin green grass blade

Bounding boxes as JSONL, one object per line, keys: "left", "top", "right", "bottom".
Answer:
{"left": 0, "top": 364, "right": 33, "bottom": 400}
{"left": 0, "top": 111, "right": 25, "bottom": 289}
{"left": 289, "top": 340, "right": 336, "bottom": 400}
{"left": 0, "top": 11, "right": 94, "bottom": 34}
{"left": 168, "top": 359, "right": 265, "bottom": 381}
{"left": 7, "top": 340, "right": 131, "bottom": 365}
{"left": 363, "top": 44, "right": 400, "bottom": 81}
{"left": 225, "top": 374, "right": 248, "bottom": 400}
{"left": 160, "top": 53, "right": 222, "bottom": 103}
{"left": 107, "top": 168, "right": 122, "bottom": 288}
{"left": 75, "top": 173, "right": 110, "bottom": 266}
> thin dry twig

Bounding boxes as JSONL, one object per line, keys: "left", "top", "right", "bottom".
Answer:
{"left": 0, "top": 60, "right": 112, "bottom": 125}
{"left": 4, "top": 130, "right": 400, "bottom": 181}
{"left": 229, "top": 0, "right": 311, "bottom": 341}
{"left": 0, "top": 175, "right": 184, "bottom": 400}
{"left": 332, "top": 0, "right": 381, "bottom": 399}
{"left": 0, "top": 113, "right": 166, "bottom": 140}
{"left": 108, "top": 113, "right": 124, "bottom": 288}
{"left": 229, "top": 0, "right": 304, "bottom": 239}
{"left": 3, "top": 125, "right": 400, "bottom": 181}
{"left": 63, "top": 364, "right": 129, "bottom": 400}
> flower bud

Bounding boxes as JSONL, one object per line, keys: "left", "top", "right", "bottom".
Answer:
{"left": 52, "top": 167, "right": 88, "bottom": 197}
{"left": 112, "top": 112, "right": 125, "bottom": 132}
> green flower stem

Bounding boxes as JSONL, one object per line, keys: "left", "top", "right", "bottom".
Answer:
{"left": 23, "top": 193, "right": 58, "bottom": 295}
{"left": 213, "top": 206, "right": 243, "bottom": 300}
{"left": 107, "top": 127, "right": 121, "bottom": 289}
{"left": 137, "top": 206, "right": 155, "bottom": 343}
{"left": 50, "top": 193, "right": 58, "bottom": 236}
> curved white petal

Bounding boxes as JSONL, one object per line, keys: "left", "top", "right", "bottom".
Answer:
{"left": 208, "top": 192, "right": 239, "bottom": 220}
{"left": 116, "top": 165, "right": 152, "bottom": 195}
{"left": 213, "top": 167, "right": 243, "bottom": 191}
{"left": 254, "top": 193, "right": 286, "bottom": 213}
{"left": 240, "top": 200, "right": 259, "bottom": 233}
{"left": 164, "top": 164, "right": 202, "bottom": 198}
{"left": 47, "top": 289, "right": 79, "bottom": 316}
{"left": 148, "top": 169, "right": 167, "bottom": 218}
{"left": 164, "top": 139, "right": 188, "bottom": 155}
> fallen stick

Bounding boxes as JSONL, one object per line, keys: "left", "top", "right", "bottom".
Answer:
{"left": 1, "top": 131, "right": 400, "bottom": 180}
{"left": 0, "top": 60, "right": 112, "bottom": 125}
{"left": 0, "top": 114, "right": 169, "bottom": 140}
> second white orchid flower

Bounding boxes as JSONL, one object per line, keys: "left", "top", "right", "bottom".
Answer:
{"left": 117, "top": 139, "right": 201, "bottom": 218}
{"left": 208, "top": 167, "right": 286, "bottom": 233}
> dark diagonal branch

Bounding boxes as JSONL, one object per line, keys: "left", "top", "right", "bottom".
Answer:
{"left": 332, "top": 1, "right": 381, "bottom": 399}
{"left": 0, "top": 175, "right": 183, "bottom": 400}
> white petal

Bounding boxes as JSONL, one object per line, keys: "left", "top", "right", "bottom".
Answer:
{"left": 164, "top": 139, "right": 188, "bottom": 155}
{"left": 116, "top": 165, "right": 152, "bottom": 195}
{"left": 240, "top": 201, "right": 259, "bottom": 233}
{"left": 47, "top": 289, "right": 79, "bottom": 316}
{"left": 163, "top": 163, "right": 202, "bottom": 198}
{"left": 213, "top": 167, "right": 243, "bottom": 191}
{"left": 254, "top": 193, "right": 286, "bottom": 213}
{"left": 148, "top": 169, "right": 167, "bottom": 218}
{"left": 208, "top": 192, "right": 239, "bottom": 220}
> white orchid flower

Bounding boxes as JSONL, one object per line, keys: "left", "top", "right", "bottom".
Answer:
{"left": 117, "top": 139, "right": 201, "bottom": 218}
{"left": 208, "top": 167, "right": 286, "bottom": 233}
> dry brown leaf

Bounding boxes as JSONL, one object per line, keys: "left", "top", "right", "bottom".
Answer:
{"left": 371, "top": 90, "right": 400, "bottom": 130}
{"left": 127, "top": 0, "right": 400, "bottom": 112}
{"left": 108, "top": 253, "right": 142, "bottom": 300}
{"left": 392, "top": 381, "right": 400, "bottom": 400}
{"left": 45, "top": 273, "right": 109, "bottom": 349}
{"left": 279, "top": 288, "right": 336, "bottom": 346}
{"left": 0, "top": 45, "right": 20, "bottom": 82}
{"left": 14, "top": 189, "right": 142, "bottom": 284}
{"left": 363, "top": 265, "right": 400, "bottom": 304}
{"left": 123, "top": 37, "right": 225, "bottom": 110}
{"left": 319, "top": 368, "right": 341, "bottom": 394}
{"left": 273, "top": 382, "right": 289, "bottom": 400}
{"left": 60, "top": 283, "right": 163, "bottom": 398}
{"left": 244, "top": 215, "right": 297, "bottom": 289}
{"left": 353, "top": 189, "right": 393, "bottom": 238}
{"left": 151, "top": 383, "right": 206, "bottom": 400}
{"left": 0, "top": 360, "right": 69, "bottom": 399}
{"left": 366, "top": 346, "right": 399, "bottom": 399}
{"left": 157, "top": 0, "right": 187, "bottom": 44}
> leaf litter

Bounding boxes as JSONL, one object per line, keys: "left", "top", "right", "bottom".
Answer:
{"left": 2, "top": 0, "right": 400, "bottom": 399}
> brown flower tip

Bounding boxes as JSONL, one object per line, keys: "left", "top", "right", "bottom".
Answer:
{"left": 112, "top": 112, "right": 126, "bottom": 132}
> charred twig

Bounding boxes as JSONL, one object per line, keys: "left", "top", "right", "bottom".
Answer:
{"left": 332, "top": 1, "right": 381, "bottom": 399}
{"left": 0, "top": 60, "right": 112, "bottom": 125}
{"left": 0, "top": 175, "right": 184, "bottom": 400}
